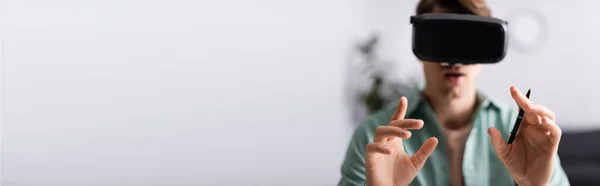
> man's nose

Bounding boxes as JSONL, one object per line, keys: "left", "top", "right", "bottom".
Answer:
{"left": 440, "top": 62, "right": 465, "bottom": 67}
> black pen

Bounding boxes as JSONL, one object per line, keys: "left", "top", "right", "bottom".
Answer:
{"left": 507, "top": 88, "right": 531, "bottom": 144}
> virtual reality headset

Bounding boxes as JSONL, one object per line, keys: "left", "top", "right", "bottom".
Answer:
{"left": 410, "top": 13, "right": 508, "bottom": 64}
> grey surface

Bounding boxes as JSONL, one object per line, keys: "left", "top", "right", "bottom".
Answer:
{"left": 558, "top": 129, "right": 600, "bottom": 185}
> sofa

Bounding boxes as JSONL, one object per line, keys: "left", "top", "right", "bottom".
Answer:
{"left": 557, "top": 129, "right": 600, "bottom": 185}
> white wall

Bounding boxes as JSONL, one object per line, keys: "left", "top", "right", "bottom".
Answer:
{"left": 2, "top": 0, "right": 599, "bottom": 186}
{"left": 369, "top": 0, "right": 600, "bottom": 130}
{"left": 2, "top": 0, "right": 368, "bottom": 185}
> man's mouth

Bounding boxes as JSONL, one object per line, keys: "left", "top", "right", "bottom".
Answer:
{"left": 444, "top": 72, "right": 465, "bottom": 82}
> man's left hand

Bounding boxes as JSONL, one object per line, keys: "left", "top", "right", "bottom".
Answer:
{"left": 488, "top": 86, "right": 562, "bottom": 186}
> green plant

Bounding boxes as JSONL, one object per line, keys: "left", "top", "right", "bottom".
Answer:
{"left": 355, "top": 34, "right": 413, "bottom": 114}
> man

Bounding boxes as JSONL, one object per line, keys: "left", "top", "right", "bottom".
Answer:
{"left": 338, "top": 0, "right": 570, "bottom": 185}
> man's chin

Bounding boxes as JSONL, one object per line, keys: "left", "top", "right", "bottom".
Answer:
{"left": 441, "top": 86, "right": 467, "bottom": 98}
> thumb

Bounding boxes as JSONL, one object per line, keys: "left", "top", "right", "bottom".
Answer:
{"left": 410, "top": 137, "right": 438, "bottom": 169}
{"left": 488, "top": 127, "right": 508, "bottom": 161}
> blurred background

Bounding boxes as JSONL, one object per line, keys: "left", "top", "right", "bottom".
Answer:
{"left": 1, "top": 0, "right": 599, "bottom": 185}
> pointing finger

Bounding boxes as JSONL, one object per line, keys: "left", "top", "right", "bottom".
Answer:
{"left": 366, "top": 142, "right": 393, "bottom": 155}
{"left": 524, "top": 112, "right": 542, "bottom": 125}
{"left": 388, "top": 119, "right": 424, "bottom": 130}
{"left": 488, "top": 127, "right": 509, "bottom": 162}
{"left": 390, "top": 97, "right": 408, "bottom": 121}
{"left": 410, "top": 137, "right": 438, "bottom": 169}
{"left": 524, "top": 104, "right": 556, "bottom": 121}
{"left": 374, "top": 126, "right": 412, "bottom": 143}
{"left": 510, "top": 86, "right": 533, "bottom": 111}
{"left": 541, "top": 116, "right": 562, "bottom": 144}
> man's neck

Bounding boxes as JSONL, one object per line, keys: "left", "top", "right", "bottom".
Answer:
{"left": 423, "top": 88, "right": 479, "bottom": 130}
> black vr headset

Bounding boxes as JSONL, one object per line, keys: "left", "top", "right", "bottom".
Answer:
{"left": 410, "top": 13, "right": 508, "bottom": 64}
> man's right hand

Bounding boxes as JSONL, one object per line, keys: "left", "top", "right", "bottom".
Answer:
{"left": 365, "top": 97, "right": 439, "bottom": 186}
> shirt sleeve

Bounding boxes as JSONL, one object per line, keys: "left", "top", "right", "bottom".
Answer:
{"left": 338, "top": 118, "right": 377, "bottom": 186}
{"left": 550, "top": 155, "right": 571, "bottom": 186}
